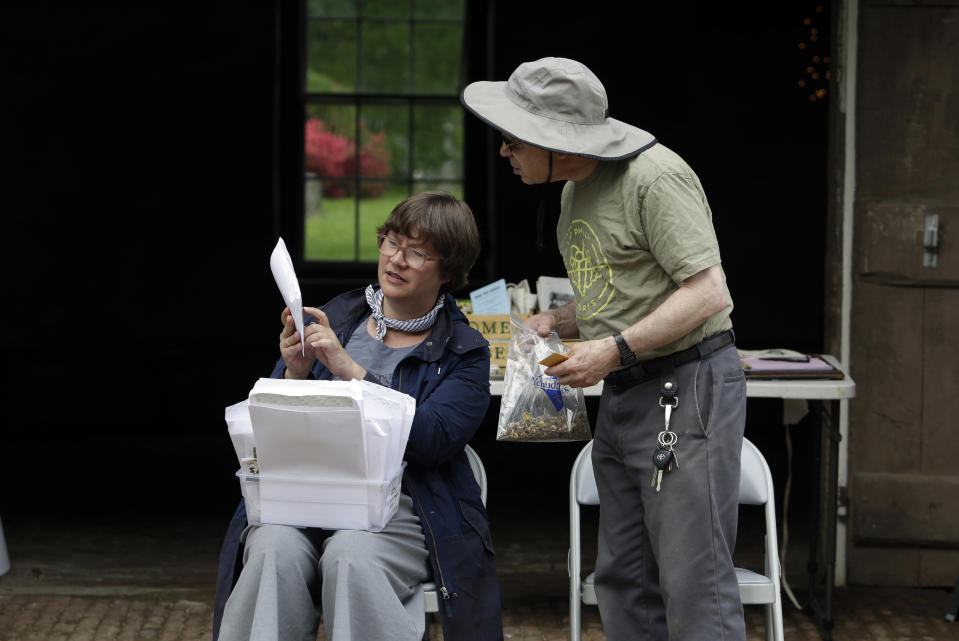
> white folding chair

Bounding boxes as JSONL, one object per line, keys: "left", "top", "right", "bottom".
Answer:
{"left": 0, "top": 515, "right": 10, "bottom": 576}
{"left": 568, "top": 438, "right": 784, "bottom": 641}
{"left": 737, "top": 437, "right": 785, "bottom": 641}
{"left": 423, "top": 444, "right": 487, "bottom": 614}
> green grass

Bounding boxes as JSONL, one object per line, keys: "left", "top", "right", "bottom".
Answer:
{"left": 305, "top": 186, "right": 408, "bottom": 261}
{"left": 304, "top": 183, "right": 464, "bottom": 261}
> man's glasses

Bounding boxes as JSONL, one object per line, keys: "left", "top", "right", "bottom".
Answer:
{"left": 501, "top": 135, "right": 523, "bottom": 152}
{"left": 377, "top": 235, "right": 437, "bottom": 269}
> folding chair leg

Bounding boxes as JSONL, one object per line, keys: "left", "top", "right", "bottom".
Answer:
{"left": 569, "top": 590, "right": 582, "bottom": 641}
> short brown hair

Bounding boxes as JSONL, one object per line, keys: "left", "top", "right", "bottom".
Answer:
{"left": 377, "top": 191, "right": 480, "bottom": 293}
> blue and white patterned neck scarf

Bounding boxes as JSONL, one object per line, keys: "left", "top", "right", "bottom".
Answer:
{"left": 365, "top": 284, "right": 445, "bottom": 342}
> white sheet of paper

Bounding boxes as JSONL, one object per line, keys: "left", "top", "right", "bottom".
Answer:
{"left": 470, "top": 278, "right": 511, "bottom": 314}
{"left": 348, "top": 380, "right": 413, "bottom": 482}
{"left": 355, "top": 382, "right": 415, "bottom": 479}
{"left": 358, "top": 393, "right": 404, "bottom": 480}
{"left": 270, "top": 237, "right": 305, "bottom": 355}
{"left": 225, "top": 399, "right": 254, "bottom": 464}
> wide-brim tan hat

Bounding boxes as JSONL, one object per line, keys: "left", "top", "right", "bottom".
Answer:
{"left": 461, "top": 57, "right": 656, "bottom": 161}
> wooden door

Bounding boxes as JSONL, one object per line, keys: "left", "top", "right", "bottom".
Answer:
{"left": 848, "top": 2, "right": 959, "bottom": 586}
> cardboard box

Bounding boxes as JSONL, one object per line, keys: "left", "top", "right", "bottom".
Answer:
{"left": 466, "top": 314, "right": 521, "bottom": 374}
{"left": 465, "top": 314, "right": 514, "bottom": 340}
{"left": 487, "top": 341, "right": 510, "bottom": 372}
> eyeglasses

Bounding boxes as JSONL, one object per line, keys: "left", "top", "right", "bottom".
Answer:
{"left": 377, "top": 235, "right": 438, "bottom": 269}
{"left": 501, "top": 135, "right": 523, "bottom": 152}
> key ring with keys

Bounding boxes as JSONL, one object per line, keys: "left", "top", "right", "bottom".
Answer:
{"left": 657, "top": 429, "right": 678, "bottom": 448}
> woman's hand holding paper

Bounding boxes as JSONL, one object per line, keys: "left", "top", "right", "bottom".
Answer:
{"left": 302, "top": 306, "right": 367, "bottom": 381}
{"left": 279, "top": 306, "right": 317, "bottom": 379}
{"left": 281, "top": 306, "right": 367, "bottom": 382}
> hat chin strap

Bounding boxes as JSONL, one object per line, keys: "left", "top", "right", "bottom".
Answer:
{"left": 536, "top": 151, "right": 553, "bottom": 252}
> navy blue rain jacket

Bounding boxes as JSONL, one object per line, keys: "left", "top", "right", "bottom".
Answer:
{"left": 212, "top": 287, "right": 503, "bottom": 641}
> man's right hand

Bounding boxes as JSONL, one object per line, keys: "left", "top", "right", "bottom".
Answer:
{"left": 524, "top": 311, "right": 558, "bottom": 338}
{"left": 525, "top": 301, "right": 579, "bottom": 339}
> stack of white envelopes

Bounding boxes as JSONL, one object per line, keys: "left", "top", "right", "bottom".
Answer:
{"left": 226, "top": 377, "right": 416, "bottom": 532}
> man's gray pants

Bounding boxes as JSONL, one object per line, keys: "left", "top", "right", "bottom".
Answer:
{"left": 592, "top": 341, "right": 747, "bottom": 641}
{"left": 218, "top": 494, "right": 430, "bottom": 641}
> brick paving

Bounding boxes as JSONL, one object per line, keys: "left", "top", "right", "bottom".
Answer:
{"left": 0, "top": 596, "right": 212, "bottom": 641}
{"left": 3, "top": 587, "right": 959, "bottom": 641}
{"left": 1, "top": 513, "right": 958, "bottom": 641}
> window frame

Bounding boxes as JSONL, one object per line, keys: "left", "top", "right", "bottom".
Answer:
{"left": 283, "top": 0, "right": 468, "bottom": 286}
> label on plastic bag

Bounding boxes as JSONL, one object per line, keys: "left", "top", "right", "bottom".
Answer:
{"left": 531, "top": 375, "right": 564, "bottom": 411}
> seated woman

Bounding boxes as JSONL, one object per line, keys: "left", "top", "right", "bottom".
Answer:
{"left": 212, "top": 191, "right": 502, "bottom": 641}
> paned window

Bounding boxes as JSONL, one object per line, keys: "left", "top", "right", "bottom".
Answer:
{"left": 303, "top": 0, "right": 466, "bottom": 262}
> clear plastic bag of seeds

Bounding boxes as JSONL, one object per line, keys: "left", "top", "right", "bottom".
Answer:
{"left": 496, "top": 315, "right": 592, "bottom": 442}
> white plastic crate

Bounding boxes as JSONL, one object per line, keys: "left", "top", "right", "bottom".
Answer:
{"left": 237, "top": 464, "right": 404, "bottom": 532}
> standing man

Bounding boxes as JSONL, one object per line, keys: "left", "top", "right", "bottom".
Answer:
{"left": 462, "top": 57, "right": 746, "bottom": 641}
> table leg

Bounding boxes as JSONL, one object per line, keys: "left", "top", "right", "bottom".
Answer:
{"left": 824, "top": 400, "right": 841, "bottom": 637}
{"left": 806, "top": 400, "right": 840, "bottom": 640}
{"left": 806, "top": 402, "right": 823, "bottom": 633}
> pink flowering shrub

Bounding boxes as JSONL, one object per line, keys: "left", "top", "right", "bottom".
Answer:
{"left": 304, "top": 118, "right": 349, "bottom": 195}
{"left": 305, "top": 118, "right": 390, "bottom": 198}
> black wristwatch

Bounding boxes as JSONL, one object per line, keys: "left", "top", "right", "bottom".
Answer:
{"left": 613, "top": 332, "right": 637, "bottom": 366}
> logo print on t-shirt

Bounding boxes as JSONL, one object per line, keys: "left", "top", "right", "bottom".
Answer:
{"left": 564, "top": 219, "right": 614, "bottom": 319}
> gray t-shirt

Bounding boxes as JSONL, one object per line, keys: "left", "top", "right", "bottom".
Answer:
{"left": 339, "top": 319, "right": 418, "bottom": 386}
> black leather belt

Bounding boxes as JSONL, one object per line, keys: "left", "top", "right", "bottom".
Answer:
{"left": 604, "top": 329, "right": 735, "bottom": 390}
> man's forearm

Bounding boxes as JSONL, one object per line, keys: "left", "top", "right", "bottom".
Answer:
{"left": 620, "top": 264, "right": 728, "bottom": 357}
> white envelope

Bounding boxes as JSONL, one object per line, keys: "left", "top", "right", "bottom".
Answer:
{"left": 249, "top": 379, "right": 368, "bottom": 481}
{"left": 247, "top": 379, "right": 382, "bottom": 478}
{"left": 270, "top": 237, "right": 305, "bottom": 355}
{"left": 249, "top": 404, "right": 368, "bottom": 480}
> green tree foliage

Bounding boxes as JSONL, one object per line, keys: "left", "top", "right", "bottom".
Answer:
{"left": 306, "top": 2, "right": 463, "bottom": 184}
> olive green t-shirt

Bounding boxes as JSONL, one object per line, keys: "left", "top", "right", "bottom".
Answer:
{"left": 557, "top": 142, "right": 733, "bottom": 361}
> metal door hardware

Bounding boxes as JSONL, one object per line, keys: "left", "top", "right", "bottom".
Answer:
{"left": 923, "top": 213, "right": 939, "bottom": 268}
